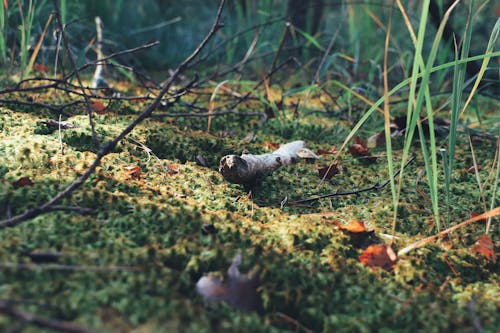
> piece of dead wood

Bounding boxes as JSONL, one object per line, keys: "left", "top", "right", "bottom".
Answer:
{"left": 219, "top": 140, "right": 306, "bottom": 185}
{"left": 0, "top": 299, "right": 97, "bottom": 333}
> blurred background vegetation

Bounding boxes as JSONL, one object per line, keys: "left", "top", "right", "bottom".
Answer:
{"left": 0, "top": 0, "right": 498, "bottom": 87}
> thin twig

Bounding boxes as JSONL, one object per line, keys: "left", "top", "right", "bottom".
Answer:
{"left": 0, "top": 299, "right": 97, "bottom": 333}
{"left": 397, "top": 207, "right": 500, "bottom": 256}
{"left": 0, "top": 0, "right": 226, "bottom": 228}
{"left": 0, "top": 262, "right": 138, "bottom": 272}
{"left": 52, "top": 0, "right": 101, "bottom": 147}
{"left": 291, "top": 156, "right": 416, "bottom": 205}
{"left": 153, "top": 109, "right": 264, "bottom": 118}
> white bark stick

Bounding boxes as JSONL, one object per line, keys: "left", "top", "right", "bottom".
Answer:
{"left": 219, "top": 140, "right": 306, "bottom": 184}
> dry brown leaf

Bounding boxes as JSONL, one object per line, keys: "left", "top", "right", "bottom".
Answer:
{"left": 337, "top": 221, "right": 369, "bottom": 233}
{"left": 32, "top": 63, "right": 47, "bottom": 73}
{"left": 264, "top": 141, "right": 279, "bottom": 150}
{"left": 124, "top": 165, "right": 141, "bottom": 180}
{"left": 472, "top": 234, "right": 496, "bottom": 263}
{"left": 317, "top": 146, "right": 338, "bottom": 155}
{"left": 318, "top": 164, "right": 340, "bottom": 180}
{"left": 13, "top": 176, "right": 34, "bottom": 188}
{"left": 359, "top": 244, "right": 397, "bottom": 270}
{"left": 91, "top": 101, "right": 107, "bottom": 114}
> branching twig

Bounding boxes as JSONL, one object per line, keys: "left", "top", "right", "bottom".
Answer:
{"left": 0, "top": 0, "right": 227, "bottom": 228}
{"left": 291, "top": 156, "right": 416, "bottom": 204}
{"left": 52, "top": 0, "right": 101, "bottom": 147}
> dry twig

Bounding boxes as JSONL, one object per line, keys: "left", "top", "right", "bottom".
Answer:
{"left": 0, "top": 0, "right": 227, "bottom": 228}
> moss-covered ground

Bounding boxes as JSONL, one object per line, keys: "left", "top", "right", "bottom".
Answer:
{"left": 0, "top": 80, "right": 498, "bottom": 332}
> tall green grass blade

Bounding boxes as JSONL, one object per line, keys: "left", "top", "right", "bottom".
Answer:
{"left": 60, "top": 0, "right": 66, "bottom": 26}
{"left": 460, "top": 17, "right": 500, "bottom": 117}
{"left": 446, "top": 0, "right": 475, "bottom": 225}
{"left": 292, "top": 25, "right": 324, "bottom": 51}
{"left": 0, "top": 0, "right": 6, "bottom": 64}
{"left": 487, "top": 136, "right": 500, "bottom": 234}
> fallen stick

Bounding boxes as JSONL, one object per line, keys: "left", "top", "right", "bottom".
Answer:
{"left": 219, "top": 140, "right": 306, "bottom": 185}
{"left": 397, "top": 207, "right": 500, "bottom": 256}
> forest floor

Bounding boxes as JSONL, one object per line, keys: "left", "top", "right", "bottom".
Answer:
{"left": 0, "top": 77, "right": 498, "bottom": 332}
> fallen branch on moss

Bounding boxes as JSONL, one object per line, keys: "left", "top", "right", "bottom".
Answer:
{"left": 0, "top": 0, "right": 226, "bottom": 228}
{"left": 290, "top": 156, "right": 416, "bottom": 205}
{"left": 219, "top": 140, "right": 306, "bottom": 185}
{"left": 0, "top": 299, "right": 97, "bottom": 333}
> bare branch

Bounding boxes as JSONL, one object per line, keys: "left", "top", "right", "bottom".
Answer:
{"left": 0, "top": 299, "right": 97, "bottom": 333}
{"left": 0, "top": 0, "right": 227, "bottom": 228}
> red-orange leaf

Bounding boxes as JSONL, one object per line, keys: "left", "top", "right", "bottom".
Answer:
{"left": 13, "top": 176, "right": 34, "bottom": 188}
{"left": 32, "top": 63, "right": 47, "bottom": 73}
{"left": 264, "top": 141, "right": 279, "bottom": 150}
{"left": 317, "top": 146, "right": 338, "bottom": 155}
{"left": 91, "top": 101, "right": 107, "bottom": 114}
{"left": 349, "top": 143, "right": 368, "bottom": 157}
{"left": 124, "top": 165, "right": 141, "bottom": 180}
{"left": 338, "top": 221, "right": 368, "bottom": 233}
{"left": 359, "top": 244, "right": 397, "bottom": 270}
{"left": 472, "top": 234, "right": 496, "bottom": 263}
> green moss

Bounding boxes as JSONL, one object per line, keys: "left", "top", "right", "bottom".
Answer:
{"left": 0, "top": 88, "right": 498, "bottom": 333}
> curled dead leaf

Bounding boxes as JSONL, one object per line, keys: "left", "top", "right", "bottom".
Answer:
{"left": 359, "top": 244, "right": 397, "bottom": 270}
{"left": 13, "top": 176, "right": 34, "bottom": 188}
{"left": 336, "top": 221, "right": 379, "bottom": 249}
{"left": 317, "top": 146, "right": 338, "bottom": 155}
{"left": 32, "top": 63, "right": 47, "bottom": 73}
{"left": 472, "top": 234, "right": 496, "bottom": 263}
{"left": 337, "top": 221, "right": 369, "bottom": 233}
{"left": 124, "top": 165, "right": 141, "bottom": 180}
{"left": 349, "top": 137, "right": 377, "bottom": 163}
{"left": 91, "top": 101, "right": 107, "bottom": 114}
{"left": 264, "top": 141, "right": 280, "bottom": 150}
{"left": 318, "top": 164, "right": 340, "bottom": 180}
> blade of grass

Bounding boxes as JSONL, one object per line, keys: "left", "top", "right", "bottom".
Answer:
{"left": 447, "top": 0, "right": 475, "bottom": 225}
{"left": 26, "top": 12, "right": 53, "bottom": 76}
{"left": 398, "top": 207, "right": 500, "bottom": 256}
{"left": 486, "top": 135, "right": 499, "bottom": 234}
{"left": 0, "top": 0, "right": 6, "bottom": 64}
{"left": 383, "top": 1, "right": 397, "bottom": 238}
{"left": 460, "top": 18, "right": 500, "bottom": 118}
{"left": 208, "top": 79, "right": 231, "bottom": 133}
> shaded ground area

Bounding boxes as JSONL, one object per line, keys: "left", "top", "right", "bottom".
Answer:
{"left": 0, "top": 80, "right": 498, "bottom": 332}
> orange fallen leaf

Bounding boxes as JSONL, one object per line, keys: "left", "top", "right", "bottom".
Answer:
{"left": 317, "top": 146, "right": 338, "bottom": 155}
{"left": 166, "top": 164, "right": 178, "bottom": 175}
{"left": 359, "top": 244, "right": 397, "bottom": 270}
{"left": 337, "top": 221, "right": 368, "bottom": 233}
{"left": 472, "top": 234, "right": 496, "bottom": 263}
{"left": 124, "top": 165, "right": 141, "bottom": 180}
{"left": 32, "top": 63, "right": 47, "bottom": 73}
{"left": 91, "top": 101, "right": 107, "bottom": 114}
{"left": 336, "top": 221, "right": 379, "bottom": 248}
{"left": 264, "top": 141, "right": 279, "bottom": 150}
{"left": 13, "top": 176, "right": 34, "bottom": 188}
